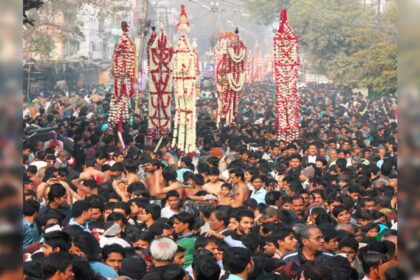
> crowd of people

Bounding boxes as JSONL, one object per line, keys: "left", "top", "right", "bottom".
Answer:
{"left": 22, "top": 81, "right": 399, "bottom": 280}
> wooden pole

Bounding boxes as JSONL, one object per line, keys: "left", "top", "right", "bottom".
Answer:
{"left": 135, "top": 0, "right": 150, "bottom": 114}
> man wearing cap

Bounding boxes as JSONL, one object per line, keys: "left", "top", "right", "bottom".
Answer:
{"left": 99, "top": 222, "right": 131, "bottom": 248}
{"left": 299, "top": 166, "right": 315, "bottom": 190}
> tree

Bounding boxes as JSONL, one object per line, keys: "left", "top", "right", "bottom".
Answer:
{"left": 241, "top": 0, "right": 397, "bottom": 94}
{"left": 24, "top": 0, "right": 131, "bottom": 59}
{"left": 23, "top": 0, "right": 44, "bottom": 26}
{"left": 241, "top": 0, "right": 290, "bottom": 26}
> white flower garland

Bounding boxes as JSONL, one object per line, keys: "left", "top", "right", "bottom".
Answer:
{"left": 227, "top": 72, "right": 245, "bottom": 92}
{"left": 228, "top": 47, "right": 246, "bottom": 63}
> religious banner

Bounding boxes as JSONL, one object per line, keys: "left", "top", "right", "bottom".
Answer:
{"left": 273, "top": 8, "right": 300, "bottom": 142}
{"left": 215, "top": 30, "right": 247, "bottom": 127}
{"left": 171, "top": 5, "right": 198, "bottom": 155}
{"left": 109, "top": 21, "right": 136, "bottom": 132}
{"left": 147, "top": 25, "right": 173, "bottom": 141}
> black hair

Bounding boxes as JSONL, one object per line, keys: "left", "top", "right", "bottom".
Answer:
{"left": 27, "top": 165, "right": 38, "bottom": 174}
{"left": 47, "top": 183, "right": 67, "bottom": 202}
{"left": 71, "top": 200, "right": 91, "bottom": 218}
{"left": 229, "top": 167, "right": 245, "bottom": 180}
{"left": 208, "top": 167, "right": 220, "bottom": 176}
{"left": 107, "top": 212, "right": 127, "bottom": 225}
{"left": 84, "top": 158, "right": 96, "bottom": 167}
{"left": 108, "top": 192, "right": 122, "bottom": 201}
{"left": 362, "top": 222, "right": 379, "bottom": 234}
{"left": 192, "top": 254, "right": 221, "bottom": 280}
{"left": 361, "top": 251, "right": 385, "bottom": 274}
{"left": 301, "top": 260, "right": 333, "bottom": 280}
{"left": 130, "top": 197, "right": 149, "bottom": 209}
{"left": 315, "top": 213, "right": 337, "bottom": 226}
{"left": 165, "top": 190, "right": 180, "bottom": 199}
{"left": 87, "top": 196, "right": 104, "bottom": 212}
{"left": 237, "top": 209, "right": 254, "bottom": 221}
{"left": 130, "top": 231, "right": 154, "bottom": 245}
{"left": 318, "top": 225, "right": 338, "bottom": 242}
{"left": 265, "top": 191, "right": 282, "bottom": 206}
{"left": 23, "top": 199, "right": 40, "bottom": 216}
{"left": 145, "top": 204, "right": 161, "bottom": 220}
{"left": 194, "top": 236, "right": 220, "bottom": 250}
{"left": 289, "top": 153, "right": 302, "bottom": 162}
{"left": 207, "top": 157, "right": 220, "bottom": 167}
{"left": 159, "top": 264, "right": 186, "bottom": 280}
{"left": 242, "top": 233, "right": 262, "bottom": 253}
{"left": 42, "top": 252, "right": 73, "bottom": 279}
{"left": 332, "top": 205, "right": 348, "bottom": 218}
{"left": 174, "top": 212, "right": 195, "bottom": 230}
{"left": 71, "top": 255, "right": 98, "bottom": 280}
{"left": 338, "top": 236, "right": 359, "bottom": 252}
{"left": 44, "top": 231, "right": 71, "bottom": 252}
{"left": 113, "top": 201, "right": 131, "bottom": 216}
{"left": 277, "top": 208, "right": 297, "bottom": 226}
{"left": 162, "top": 166, "right": 178, "bottom": 182}
{"left": 266, "top": 227, "right": 296, "bottom": 249}
{"left": 221, "top": 183, "right": 233, "bottom": 190}
{"left": 197, "top": 163, "right": 210, "bottom": 175}
{"left": 127, "top": 182, "right": 146, "bottom": 193}
{"left": 110, "top": 162, "right": 125, "bottom": 172}
{"left": 124, "top": 159, "right": 138, "bottom": 173}
{"left": 72, "top": 231, "right": 101, "bottom": 262}
{"left": 223, "top": 247, "right": 252, "bottom": 274}
{"left": 102, "top": 244, "right": 126, "bottom": 260}
{"left": 211, "top": 209, "right": 230, "bottom": 226}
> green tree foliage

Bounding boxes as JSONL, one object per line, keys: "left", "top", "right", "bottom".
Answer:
{"left": 24, "top": 0, "right": 130, "bottom": 59}
{"left": 241, "top": 0, "right": 397, "bottom": 94}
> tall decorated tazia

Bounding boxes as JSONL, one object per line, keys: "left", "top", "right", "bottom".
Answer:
{"left": 171, "top": 5, "right": 198, "bottom": 155}
{"left": 146, "top": 24, "right": 173, "bottom": 141}
{"left": 109, "top": 21, "right": 136, "bottom": 132}
{"left": 273, "top": 8, "right": 300, "bottom": 142}
{"left": 215, "top": 30, "right": 247, "bottom": 127}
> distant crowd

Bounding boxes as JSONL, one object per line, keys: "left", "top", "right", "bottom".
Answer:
{"left": 22, "top": 81, "right": 399, "bottom": 280}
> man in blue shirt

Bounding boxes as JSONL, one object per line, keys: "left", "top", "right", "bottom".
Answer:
{"left": 68, "top": 200, "right": 92, "bottom": 232}
{"left": 23, "top": 200, "right": 41, "bottom": 249}
{"left": 249, "top": 175, "right": 267, "bottom": 205}
{"left": 71, "top": 231, "right": 118, "bottom": 278}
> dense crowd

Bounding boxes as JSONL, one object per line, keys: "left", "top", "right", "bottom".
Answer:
{"left": 22, "top": 81, "right": 399, "bottom": 280}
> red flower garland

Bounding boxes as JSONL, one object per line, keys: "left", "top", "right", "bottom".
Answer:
{"left": 109, "top": 28, "right": 136, "bottom": 127}
{"left": 215, "top": 32, "right": 247, "bottom": 126}
{"left": 273, "top": 8, "right": 300, "bottom": 142}
{"left": 147, "top": 28, "right": 173, "bottom": 140}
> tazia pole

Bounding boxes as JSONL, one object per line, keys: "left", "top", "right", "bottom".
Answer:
{"left": 109, "top": 21, "right": 136, "bottom": 133}
{"left": 147, "top": 25, "right": 173, "bottom": 142}
{"left": 171, "top": 5, "right": 198, "bottom": 155}
{"left": 273, "top": 8, "right": 300, "bottom": 143}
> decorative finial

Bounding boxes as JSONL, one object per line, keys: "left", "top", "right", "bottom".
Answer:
{"left": 177, "top": 4, "right": 190, "bottom": 33}
{"left": 151, "top": 26, "right": 156, "bottom": 32}
{"left": 235, "top": 27, "right": 239, "bottom": 34}
{"left": 280, "top": 8, "right": 287, "bottom": 23}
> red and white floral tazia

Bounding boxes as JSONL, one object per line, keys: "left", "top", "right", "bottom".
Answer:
{"left": 273, "top": 8, "right": 300, "bottom": 142}
{"left": 109, "top": 28, "right": 136, "bottom": 130}
{"left": 215, "top": 31, "right": 247, "bottom": 126}
{"left": 171, "top": 5, "right": 198, "bottom": 155}
{"left": 147, "top": 26, "right": 173, "bottom": 141}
